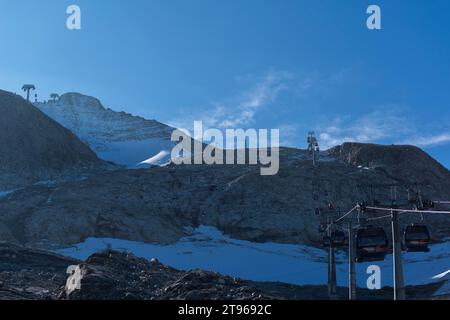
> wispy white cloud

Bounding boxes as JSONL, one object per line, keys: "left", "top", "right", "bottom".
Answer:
{"left": 168, "top": 69, "right": 450, "bottom": 151}
{"left": 278, "top": 124, "right": 301, "bottom": 148}
{"left": 169, "top": 68, "right": 354, "bottom": 132}
{"left": 400, "top": 133, "right": 450, "bottom": 148}
{"left": 316, "top": 108, "right": 414, "bottom": 149}
{"left": 169, "top": 71, "right": 291, "bottom": 130}
{"left": 316, "top": 107, "right": 450, "bottom": 150}
{"left": 209, "top": 71, "right": 291, "bottom": 128}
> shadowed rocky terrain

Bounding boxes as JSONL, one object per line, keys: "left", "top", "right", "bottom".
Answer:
{"left": 0, "top": 243, "right": 446, "bottom": 300}
{"left": 0, "top": 90, "right": 111, "bottom": 191}
{"left": 0, "top": 242, "right": 78, "bottom": 299}
{"left": 0, "top": 243, "right": 297, "bottom": 300}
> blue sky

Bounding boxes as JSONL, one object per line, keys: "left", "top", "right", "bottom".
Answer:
{"left": 1, "top": 0, "right": 450, "bottom": 167}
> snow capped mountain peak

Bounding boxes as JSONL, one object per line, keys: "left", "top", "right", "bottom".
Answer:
{"left": 35, "top": 93, "right": 175, "bottom": 168}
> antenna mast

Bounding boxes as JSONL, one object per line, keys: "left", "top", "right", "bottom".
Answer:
{"left": 307, "top": 131, "right": 320, "bottom": 167}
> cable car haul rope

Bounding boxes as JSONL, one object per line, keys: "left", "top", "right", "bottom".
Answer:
{"left": 365, "top": 206, "right": 450, "bottom": 215}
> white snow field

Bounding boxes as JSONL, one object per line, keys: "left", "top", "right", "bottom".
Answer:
{"left": 55, "top": 226, "right": 450, "bottom": 293}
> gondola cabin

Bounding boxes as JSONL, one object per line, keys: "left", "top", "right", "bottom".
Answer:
{"left": 404, "top": 224, "right": 431, "bottom": 252}
{"left": 356, "top": 226, "right": 388, "bottom": 263}
{"left": 331, "top": 230, "right": 346, "bottom": 248}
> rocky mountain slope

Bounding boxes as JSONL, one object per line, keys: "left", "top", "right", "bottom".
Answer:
{"left": 0, "top": 243, "right": 445, "bottom": 300}
{"left": 34, "top": 93, "right": 176, "bottom": 167}
{"left": 0, "top": 90, "right": 108, "bottom": 191}
{"left": 329, "top": 142, "right": 450, "bottom": 193}
{"left": 1, "top": 146, "right": 449, "bottom": 248}
{"left": 0, "top": 242, "right": 78, "bottom": 299}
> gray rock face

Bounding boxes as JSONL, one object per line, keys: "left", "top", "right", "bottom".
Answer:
{"left": 0, "top": 90, "right": 108, "bottom": 191}
{"left": 1, "top": 147, "right": 449, "bottom": 248}
{"left": 35, "top": 93, "right": 174, "bottom": 145}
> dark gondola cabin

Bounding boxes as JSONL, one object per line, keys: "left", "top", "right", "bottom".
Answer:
{"left": 404, "top": 224, "right": 431, "bottom": 252}
{"left": 331, "top": 230, "right": 346, "bottom": 248}
{"left": 356, "top": 226, "right": 388, "bottom": 263}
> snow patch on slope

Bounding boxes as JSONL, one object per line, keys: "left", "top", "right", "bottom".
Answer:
{"left": 432, "top": 269, "right": 450, "bottom": 296}
{"left": 96, "top": 139, "right": 172, "bottom": 168}
{"left": 0, "top": 190, "right": 16, "bottom": 198}
{"left": 139, "top": 150, "right": 171, "bottom": 166}
{"left": 55, "top": 226, "right": 450, "bottom": 290}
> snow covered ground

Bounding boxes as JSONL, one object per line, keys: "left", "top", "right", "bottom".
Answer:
{"left": 55, "top": 226, "right": 449, "bottom": 293}
{"left": 432, "top": 269, "right": 450, "bottom": 296}
{"left": 96, "top": 139, "right": 173, "bottom": 167}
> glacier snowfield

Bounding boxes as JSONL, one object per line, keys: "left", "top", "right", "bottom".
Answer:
{"left": 96, "top": 139, "right": 173, "bottom": 167}
{"left": 55, "top": 226, "right": 450, "bottom": 293}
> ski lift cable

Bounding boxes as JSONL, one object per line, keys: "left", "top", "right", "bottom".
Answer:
{"left": 366, "top": 214, "right": 393, "bottom": 222}
{"left": 365, "top": 206, "right": 450, "bottom": 215}
{"left": 334, "top": 206, "right": 358, "bottom": 223}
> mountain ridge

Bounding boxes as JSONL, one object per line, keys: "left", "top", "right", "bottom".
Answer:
{"left": 2, "top": 89, "right": 449, "bottom": 249}
{"left": 35, "top": 93, "right": 176, "bottom": 167}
